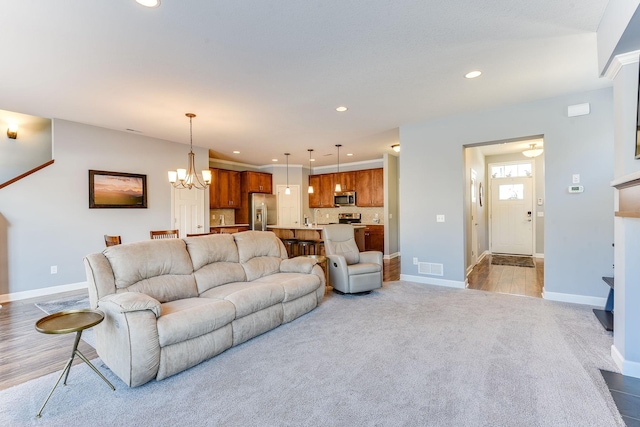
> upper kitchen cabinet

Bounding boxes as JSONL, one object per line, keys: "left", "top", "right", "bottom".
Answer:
{"left": 242, "top": 171, "right": 272, "bottom": 194}
{"left": 334, "top": 171, "right": 356, "bottom": 192}
{"left": 309, "top": 174, "right": 335, "bottom": 208}
{"left": 356, "top": 168, "right": 384, "bottom": 207}
{"left": 210, "top": 168, "right": 241, "bottom": 209}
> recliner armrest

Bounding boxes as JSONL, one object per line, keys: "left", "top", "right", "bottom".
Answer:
{"left": 100, "top": 292, "right": 162, "bottom": 318}
{"left": 359, "top": 251, "right": 383, "bottom": 266}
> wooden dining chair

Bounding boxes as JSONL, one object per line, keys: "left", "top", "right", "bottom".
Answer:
{"left": 150, "top": 229, "right": 179, "bottom": 239}
{"left": 104, "top": 235, "right": 122, "bottom": 247}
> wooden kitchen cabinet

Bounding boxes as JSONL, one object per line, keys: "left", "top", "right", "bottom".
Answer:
{"left": 309, "top": 174, "right": 335, "bottom": 208}
{"left": 242, "top": 171, "right": 272, "bottom": 194}
{"left": 356, "top": 168, "right": 384, "bottom": 207}
{"left": 334, "top": 171, "right": 356, "bottom": 192}
{"left": 236, "top": 171, "right": 273, "bottom": 224}
{"left": 210, "top": 168, "right": 241, "bottom": 209}
{"left": 364, "top": 225, "right": 384, "bottom": 252}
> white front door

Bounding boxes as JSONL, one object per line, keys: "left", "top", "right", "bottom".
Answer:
{"left": 172, "top": 187, "right": 206, "bottom": 237}
{"left": 276, "top": 185, "right": 300, "bottom": 226}
{"left": 490, "top": 177, "right": 533, "bottom": 255}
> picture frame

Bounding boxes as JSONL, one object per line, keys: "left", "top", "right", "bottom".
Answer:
{"left": 89, "top": 170, "right": 147, "bottom": 209}
{"left": 479, "top": 182, "right": 484, "bottom": 207}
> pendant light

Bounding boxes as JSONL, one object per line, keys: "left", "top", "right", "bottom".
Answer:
{"left": 168, "top": 113, "right": 212, "bottom": 190}
{"left": 285, "top": 153, "right": 291, "bottom": 195}
{"left": 307, "top": 149, "right": 314, "bottom": 194}
{"left": 522, "top": 143, "right": 543, "bottom": 158}
{"left": 335, "top": 144, "right": 342, "bottom": 192}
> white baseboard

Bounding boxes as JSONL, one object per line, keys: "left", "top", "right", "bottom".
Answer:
{"left": 0, "top": 281, "right": 88, "bottom": 304}
{"left": 478, "top": 251, "right": 489, "bottom": 262}
{"left": 611, "top": 345, "right": 640, "bottom": 379}
{"left": 400, "top": 274, "right": 466, "bottom": 289}
{"left": 535, "top": 253, "right": 544, "bottom": 259}
{"left": 542, "top": 287, "right": 606, "bottom": 307}
{"left": 383, "top": 252, "right": 400, "bottom": 260}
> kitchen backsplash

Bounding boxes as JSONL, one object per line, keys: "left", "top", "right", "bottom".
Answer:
{"left": 305, "top": 206, "right": 385, "bottom": 224}
{"left": 210, "top": 209, "right": 237, "bottom": 225}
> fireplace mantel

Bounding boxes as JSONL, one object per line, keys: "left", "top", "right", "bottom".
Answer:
{"left": 612, "top": 171, "right": 640, "bottom": 218}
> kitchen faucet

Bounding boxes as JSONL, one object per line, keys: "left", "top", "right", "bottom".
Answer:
{"left": 313, "top": 209, "right": 320, "bottom": 227}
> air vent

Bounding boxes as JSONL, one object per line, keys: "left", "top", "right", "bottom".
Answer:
{"left": 418, "top": 262, "right": 444, "bottom": 276}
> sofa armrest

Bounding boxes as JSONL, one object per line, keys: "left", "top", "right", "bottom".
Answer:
{"left": 359, "top": 251, "right": 383, "bottom": 266}
{"left": 280, "top": 256, "right": 318, "bottom": 274}
{"left": 101, "top": 292, "right": 162, "bottom": 318}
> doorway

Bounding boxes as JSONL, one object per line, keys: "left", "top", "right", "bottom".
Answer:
{"left": 489, "top": 172, "right": 533, "bottom": 255}
{"left": 172, "top": 187, "right": 207, "bottom": 237}
{"left": 276, "top": 184, "right": 300, "bottom": 226}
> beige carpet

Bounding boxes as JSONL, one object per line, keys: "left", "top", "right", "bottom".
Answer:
{"left": 2, "top": 281, "right": 623, "bottom": 426}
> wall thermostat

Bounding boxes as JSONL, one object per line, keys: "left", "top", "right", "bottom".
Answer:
{"left": 568, "top": 185, "right": 584, "bottom": 193}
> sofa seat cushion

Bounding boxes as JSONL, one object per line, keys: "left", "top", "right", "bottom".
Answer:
{"left": 200, "top": 281, "right": 285, "bottom": 318}
{"left": 347, "top": 262, "right": 382, "bottom": 275}
{"left": 254, "top": 273, "right": 321, "bottom": 302}
{"left": 157, "top": 298, "right": 235, "bottom": 347}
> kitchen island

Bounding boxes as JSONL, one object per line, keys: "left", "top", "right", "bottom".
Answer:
{"left": 267, "top": 224, "right": 365, "bottom": 252}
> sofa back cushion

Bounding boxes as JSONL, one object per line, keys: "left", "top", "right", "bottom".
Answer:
{"left": 323, "top": 224, "right": 360, "bottom": 265}
{"left": 233, "top": 231, "right": 287, "bottom": 281}
{"left": 103, "top": 239, "right": 197, "bottom": 303}
{"left": 184, "top": 234, "right": 247, "bottom": 294}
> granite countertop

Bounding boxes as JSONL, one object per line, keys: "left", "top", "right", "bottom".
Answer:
{"left": 267, "top": 224, "right": 365, "bottom": 230}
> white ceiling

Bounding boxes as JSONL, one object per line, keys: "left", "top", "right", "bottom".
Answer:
{"left": 1, "top": 0, "right": 610, "bottom": 167}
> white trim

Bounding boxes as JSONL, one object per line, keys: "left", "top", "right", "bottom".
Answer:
{"left": 541, "top": 287, "right": 606, "bottom": 306}
{"left": 0, "top": 281, "right": 88, "bottom": 304}
{"left": 312, "top": 158, "right": 383, "bottom": 172}
{"left": 603, "top": 50, "right": 640, "bottom": 80}
{"left": 400, "top": 274, "right": 466, "bottom": 289}
{"left": 383, "top": 252, "right": 400, "bottom": 260}
{"left": 465, "top": 265, "right": 473, "bottom": 277}
{"left": 478, "top": 250, "right": 489, "bottom": 262}
{"left": 611, "top": 345, "right": 640, "bottom": 379}
{"left": 534, "top": 253, "right": 544, "bottom": 259}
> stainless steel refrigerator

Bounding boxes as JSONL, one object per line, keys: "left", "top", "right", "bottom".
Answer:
{"left": 249, "top": 193, "right": 277, "bottom": 231}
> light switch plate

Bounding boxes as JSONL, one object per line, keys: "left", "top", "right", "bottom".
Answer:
{"left": 572, "top": 174, "right": 580, "bottom": 184}
{"left": 537, "top": 212, "right": 544, "bottom": 217}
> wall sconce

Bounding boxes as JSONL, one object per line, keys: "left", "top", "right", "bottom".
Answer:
{"left": 7, "top": 123, "right": 18, "bottom": 139}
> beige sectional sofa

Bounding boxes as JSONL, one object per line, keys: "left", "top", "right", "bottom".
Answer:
{"left": 83, "top": 231, "right": 325, "bottom": 387}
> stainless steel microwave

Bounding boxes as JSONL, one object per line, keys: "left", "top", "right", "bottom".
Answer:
{"left": 334, "top": 192, "right": 356, "bottom": 206}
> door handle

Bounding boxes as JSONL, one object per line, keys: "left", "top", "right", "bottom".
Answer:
{"left": 197, "top": 225, "right": 203, "bottom": 229}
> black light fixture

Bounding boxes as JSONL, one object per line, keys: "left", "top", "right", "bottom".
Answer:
{"left": 285, "top": 153, "right": 291, "bottom": 195}
{"left": 307, "top": 149, "right": 314, "bottom": 194}
{"left": 335, "top": 144, "right": 342, "bottom": 192}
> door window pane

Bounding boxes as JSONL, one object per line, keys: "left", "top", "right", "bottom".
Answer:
{"left": 491, "top": 162, "right": 532, "bottom": 178}
{"left": 499, "top": 184, "right": 524, "bottom": 200}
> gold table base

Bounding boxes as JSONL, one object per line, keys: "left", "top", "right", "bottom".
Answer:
{"left": 35, "top": 309, "right": 115, "bottom": 418}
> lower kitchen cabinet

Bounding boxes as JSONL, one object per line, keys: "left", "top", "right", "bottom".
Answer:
{"left": 364, "top": 225, "right": 384, "bottom": 252}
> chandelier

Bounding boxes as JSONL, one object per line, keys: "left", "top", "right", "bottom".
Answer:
{"left": 168, "top": 113, "right": 212, "bottom": 190}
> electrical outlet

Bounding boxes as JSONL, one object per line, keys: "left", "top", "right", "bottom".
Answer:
{"left": 389, "top": 214, "right": 393, "bottom": 219}
{"left": 413, "top": 257, "right": 418, "bottom": 265}
{"left": 326, "top": 214, "right": 329, "bottom": 218}
{"left": 50, "top": 266, "right": 57, "bottom": 274}
{"left": 436, "top": 215, "right": 445, "bottom": 222}
{"left": 212, "top": 214, "right": 216, "bottom": 220}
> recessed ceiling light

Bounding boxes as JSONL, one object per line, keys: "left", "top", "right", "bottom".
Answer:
{"left": 336, "top": 106, "right": 348, "bottom": 112}
{"left": 135, "top": 0, "right": 160, "bottom": 7}
{"left": 465, "top": 70, "right": 482, "bottom": 79}
{"left": 272, "top": 158, "right": 278, "bottom": 162}
{"left": 347, "top": 153, "right": 353, "bottom": 156}
{"left": 233, "top": 151, "right": 240, "bottom": 154}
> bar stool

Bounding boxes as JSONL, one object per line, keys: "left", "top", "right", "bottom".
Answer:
{"left": 298, "top": 240, "right": 317, "bottom": 256}
{"left": 281, "top": 238, "right": 299, "bottom": 258}
{"left": 316, "top": 241, "right": 325, "bottom": 256}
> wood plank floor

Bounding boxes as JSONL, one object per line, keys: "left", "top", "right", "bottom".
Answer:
{"left": 0, "top": 289, "right": 97, "bottom": 391}
{"left": 467, "top": 254, "right": 543, "bottom": 298}
{"left": 0, "top": 257, "right": 401, "bottom": 392}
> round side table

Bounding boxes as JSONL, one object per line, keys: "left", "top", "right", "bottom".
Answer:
{"left": 34, "top": 309, "right": 115, "bottom": 418}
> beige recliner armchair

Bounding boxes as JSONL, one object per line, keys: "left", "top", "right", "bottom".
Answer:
{"left": 323, "top": 224, "right": 383, "bottom": 294}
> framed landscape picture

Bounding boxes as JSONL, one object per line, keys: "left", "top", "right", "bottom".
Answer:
{"left": 89, "top": 170, "right": 147, "bottom": 208}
